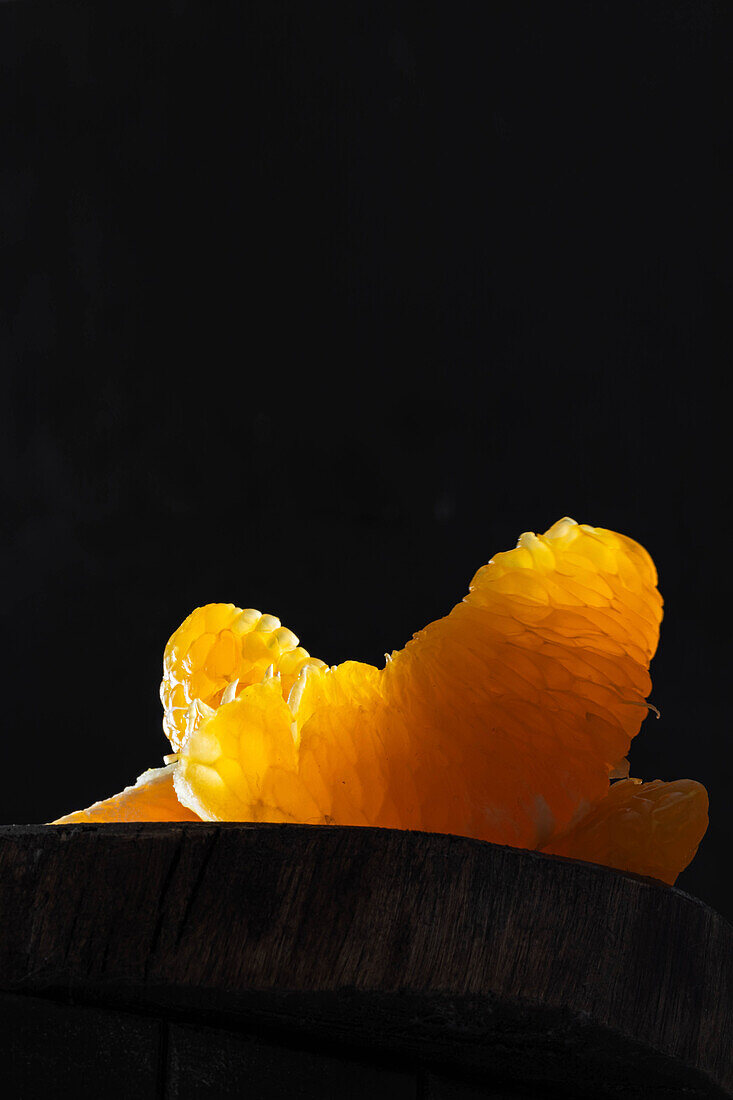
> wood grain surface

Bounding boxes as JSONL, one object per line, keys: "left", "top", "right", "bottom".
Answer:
{"left": 0, "top": 823, "right": 730, "bottom": 1098}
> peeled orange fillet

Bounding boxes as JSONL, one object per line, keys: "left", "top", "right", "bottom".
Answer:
{"left": 540, "top": 778, "right": 709, "bottom": 885}
{"left": 160, "top": 604, "right": 326, "bottom": 753}
{"left": 176, "top": 518, "right": 666, "bottom": 848}
{"left": 51, "top": 517, "right": 709, "bottom": 887}
{"left": 51, "top": 765, "right": 200, "bottom": 824}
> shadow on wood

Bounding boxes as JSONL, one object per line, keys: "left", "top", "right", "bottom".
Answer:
{"left": 0, "top": 823, "right": 730, "bottom": 1098}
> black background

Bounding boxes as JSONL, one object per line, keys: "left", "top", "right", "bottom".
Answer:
{"left": 1, "top": 1, "right": 729, "bottom": 918}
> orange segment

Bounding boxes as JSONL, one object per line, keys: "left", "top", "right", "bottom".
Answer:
{"left": 540, "top": 778, "right": 709, "bottom": 884}
{"left": 173, "top": 677, "right": 303, "bottom": 823}
{"left": 376, "top": 518, "right": 663, "bottom": 845}
{"left": 160, "top": 604, "right": 325, "bottom": 751}
{"left": 51, "top": 765, "right": 202, "bottom": 824}
{"left": 173, "top": 519, "right": 668, "bottom": 854}
{"left": 50, "top": 515, "right": 707, "bottom": 888}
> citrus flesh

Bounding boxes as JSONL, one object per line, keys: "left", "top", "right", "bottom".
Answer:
{"left": 175, "top": 518, "right": 664, "bottom": 846}
{"left": 540, "top": 777, "right": 709, "bottom": 885}
{"left": 51, "top": 517, "right": 709, "bottom": 886}
{"left": 160, "top": 604, "right": 326, "bottom": 752}
{"left": 51, "top": 765, "right": 200, "bottom": 823}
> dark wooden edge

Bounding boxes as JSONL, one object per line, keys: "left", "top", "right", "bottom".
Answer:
{"left": 1, "top": 823, "right": 731, "bottom": 1098}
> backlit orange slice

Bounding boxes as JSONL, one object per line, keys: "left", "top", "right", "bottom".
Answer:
{"left": 174, "top": 519, "right": 666, "bottom": 848}
{"left": 49, "top": 517, "right": 709, "bottom": 888}
{"left": 540, "top": 777, "right": 709, "bottom": 884}
{"left": 51, "top": 765, "right": 201, "bottom": 824}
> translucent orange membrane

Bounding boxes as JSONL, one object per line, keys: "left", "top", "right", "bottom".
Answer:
{"left": 51, "top": 518, "right": 709, "bottom": 885}
{"left": 174, "top": 519, "right": 664, "bottom": 846}
{"left": 541, "top": 778, "right": 709, "bottom": 885}
{"left": 52, "top": 766, "right": 200, "bottom": 824}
